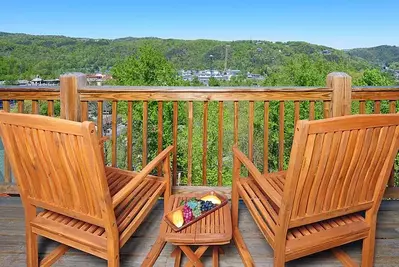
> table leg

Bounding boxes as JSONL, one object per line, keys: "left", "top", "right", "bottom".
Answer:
{"left": 183, "top": 246, "right": 208, "bottom": 267}
{"left": 180, "top": 245, "right": 206, "bottom": 267}
{"left": 212, "top": 246, "right": 219, "bottom": 267}
{"left": 172, "top": 247, "right": 182, "bottom": 267}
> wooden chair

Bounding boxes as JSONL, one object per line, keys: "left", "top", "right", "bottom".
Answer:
{"left": 232, "top": 114, "right": 399, "bottom": 267}
{"left": 0, "top": 112, "right": 173, "bottom": 267}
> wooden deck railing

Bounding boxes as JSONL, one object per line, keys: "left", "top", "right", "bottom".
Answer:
{"left": 0, "top": 72, "right": 398, "bottom": 198}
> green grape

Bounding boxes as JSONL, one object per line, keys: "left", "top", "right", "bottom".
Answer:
{"left": 192, "top": 205, "right": 202, "bottom": 218}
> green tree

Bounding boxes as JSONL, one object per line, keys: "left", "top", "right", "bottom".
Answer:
{"left": 208, "top": 77, "right": 220, "bottom": 86}
{"left": 111, "top": 44, "right": 182, "bottom": 86}
{"left": 356, "top": 69, "right": 395, "bottom": 86}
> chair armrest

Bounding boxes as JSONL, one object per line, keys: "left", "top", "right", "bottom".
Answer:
{"left": 233, "top": 145, "right": 282, "bottom": 208}
{"left": 112, "top": 145, "right": 174, "bottom": 208}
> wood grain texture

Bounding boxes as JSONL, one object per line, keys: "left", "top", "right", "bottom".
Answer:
{"left": 111, "top": 101, "right": 117, "bottom": 167}
{"left": 2, "top": 101, "right": 11, "bottom": 184}
{"left": 172, "top": 101, "right": 178, "bottom": 185}
{"left": 60, "top": 73, "right": 86, "bottom": 121}
{"left": 359, "top": 101, "right": 366, "bottom": 114}
{"left": 157, "top": 101, "right": 164, "bottom": 176}
{"left": 233, "top": 113, "right": 399, "bottom": 266}
{"left": 80, "top": 101, "right": 88, "bottom": 122}
{"left": 142, "top": 101, "right": 148, "bottom": 168}
{"left": 328, "top": 72, "right": 352, "bottom": 117}
{"left": 309, "top": 101, "right": 315, "bottom": 120}
{"left": 17, "top": 100, "right": 24, "bottom": 113}
{"left": 47, "top": 100, "right": 54, "bottom": 117}
{"left": 248, "top": 101, "right": 254, "bottom": 162}
{"left": 187, "top": 101, "right": 193, "bottom": 185}
{"left": 1, "top": 197, "right": 399, "bottom": 266}
{"left": 264, "top": 101, "right": 269, "bottom": 175}
{"left": 218, "top": 101, "right": 224, "bottom": 186}
{"left": 31, "top": 100, "right": 39, "bottom": 114}
{"left": 202, "top": 101, "right": 208, "bottom": 185}
{"left": 0, "top": 111, "right": 171, "bottom": 266}
{"left": 127, "top": 101, "right": 133, "bottom": 170}
{"left": 374, "top": 100, "right": 381, "bottom": 114}
{"left": 278, "top": 101, "right": 284, "bottom": 171}
{"left": 234, "top": 101, "right": 238, "bottom": 144}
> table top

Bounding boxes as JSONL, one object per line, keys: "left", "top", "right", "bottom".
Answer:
{"left": 161, "top": 193, "right": 232, "bottom": 245}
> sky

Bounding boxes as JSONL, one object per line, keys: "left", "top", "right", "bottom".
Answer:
{"left": 1, "top": 0, "right": 398, "bottom": 49}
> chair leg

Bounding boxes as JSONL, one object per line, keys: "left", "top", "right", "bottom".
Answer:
{"left": 26, "top": 227, "right": 38, "bottom": 267}
{"left": 107, "top": 250, "right": 120, "bottom": 267}
{"left": 107, "top": 256, "right": 120, "bottom": 267}
{"left": 233, "top": 227, "right": 255, "bottom": 267}
{"left": 362, "top": 233, "right": 376, "bottom": 267}
{"left": 273, "top": 255, "right": 285, "bottom": 267}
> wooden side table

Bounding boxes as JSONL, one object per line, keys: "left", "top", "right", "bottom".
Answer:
{"left": 142, "top": 193, "right": 232, "bottom": 267}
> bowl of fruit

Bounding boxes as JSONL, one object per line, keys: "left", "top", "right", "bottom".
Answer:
{"left": 164, "top": 191, "right": 228, "bottom": 232}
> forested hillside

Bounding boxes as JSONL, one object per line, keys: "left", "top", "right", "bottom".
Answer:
{"left": 0, "top": 31, "right": 371, "bottom": 81}
{"left": 347, "top": 45, "right": 399, "bottom": 68}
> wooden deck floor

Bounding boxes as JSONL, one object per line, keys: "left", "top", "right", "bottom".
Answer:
{"left": 1, "top": 197, "right": 399, "bottom": 266}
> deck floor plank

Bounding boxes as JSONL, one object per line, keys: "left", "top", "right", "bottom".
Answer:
{"left": 0, "top": 197, "right": 398, "bottom": 266}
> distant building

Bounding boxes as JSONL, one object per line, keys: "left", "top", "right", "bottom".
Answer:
{"left": 31, "top": 75, "right": 43, "bottom": 85}
{"left": 179, "top": 68, "right": 263, "bottom": 86}
{"left": 321, "top": 49, "right": 332, "bottom": 55}
{"left": 87, "top": 73, "right": 113, "bottom": 86}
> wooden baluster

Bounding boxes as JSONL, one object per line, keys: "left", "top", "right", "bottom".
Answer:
{"left": 188, "top": 101, "right": 193, "bottom": 185}
{"left": 359, "top": 100, "right": 366, "bottom": 114}
{"left": 218, "top": 101, "right": 224, "bottom": 186}
{"left": 97, "top": 101, "right": 103, "bottom": 138}
{"left": 388, "top": 100, "right": 397, "bottom": 187}
{"left": 323, "top": 100, "right": 331, "bottom": 118}
{"left": 157, "top": 101, "right": 163, "bottom": 176}
{"left": 248, "top": 101, "right": 254, "bottom": 179}
{"left": 32, "top": 100, "right": 39, "bottom": 114}
{"left": 202, "top": 101, "right": 208, "bottom": 185}
{"left": 173, "top": 101, "right": 178, "bottom": 185}
{"left": 309, "top": 101, "right": 315, "bottom": 120}
{"left": 142, "top": 101, "right": 148, "bottom": 167}
{"left": 127, "top": 101, "right": 133, "bottom": 171}
{"left": 248, "top": 101, "right": 254, "bottom": 161}
{"left": 47, "top": 100, "right": 54, "bottom": 117}
{"left": 374, "top": 100, "right": 381, "bottom": 114}
{"left": 279, "top": 101, "right": 284, "bottom": 171}
{"left": 18, "top": 100, "right": 24, "bottom": 113}
{"left": 234, "top": 101, "right": 238, "bottom": 144}
{"left": 3, "top": 100, "right": 11, "bottom": 184}
{"left": 264, "top": 101, "right": 269, "bottom": 174}
{"left": 97, "top": 101, "right": 105, "bottom": 164}
{"left": 111, "top": 101, "right": 117, "bottom": 167}
{"left": 389, "top": 100, "right": 396, "bottom": 114}
{"left": 81, "top": 101, "right": 88, "bottom": 121}
{"left": 294, "top": 101, "right": 300, "bottom": 128}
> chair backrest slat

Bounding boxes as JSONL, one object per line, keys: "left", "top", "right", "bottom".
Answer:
{"left": 284, "top": 114, "right": 399, "bottom": 228}
{"left": 0, "top": 112, "right": 109, "bottom": 226}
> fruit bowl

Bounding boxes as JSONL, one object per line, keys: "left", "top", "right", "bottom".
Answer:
{"left": 164, "top": 191, "right": 228, "bottom": 232}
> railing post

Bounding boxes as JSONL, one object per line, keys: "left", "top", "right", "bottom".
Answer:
{"left": 327, "top": 72, "right": 352, "bottom": 117}
{"left": 60, "top": 73, "right": 86, "bottom": 121}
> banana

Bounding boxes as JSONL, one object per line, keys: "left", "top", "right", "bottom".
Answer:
{"left": 172, "top": 209, "right": 184, "bottom": 228}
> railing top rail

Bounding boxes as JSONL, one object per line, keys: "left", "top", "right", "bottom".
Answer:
{"left": 80, "top": 85, "right": 330, "bottom": 92}
{"left": 0, "top": 86, "right": 60, "bottom": 92}
{"left": 352, "top": 86, "right": 399, "bottom": 91}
